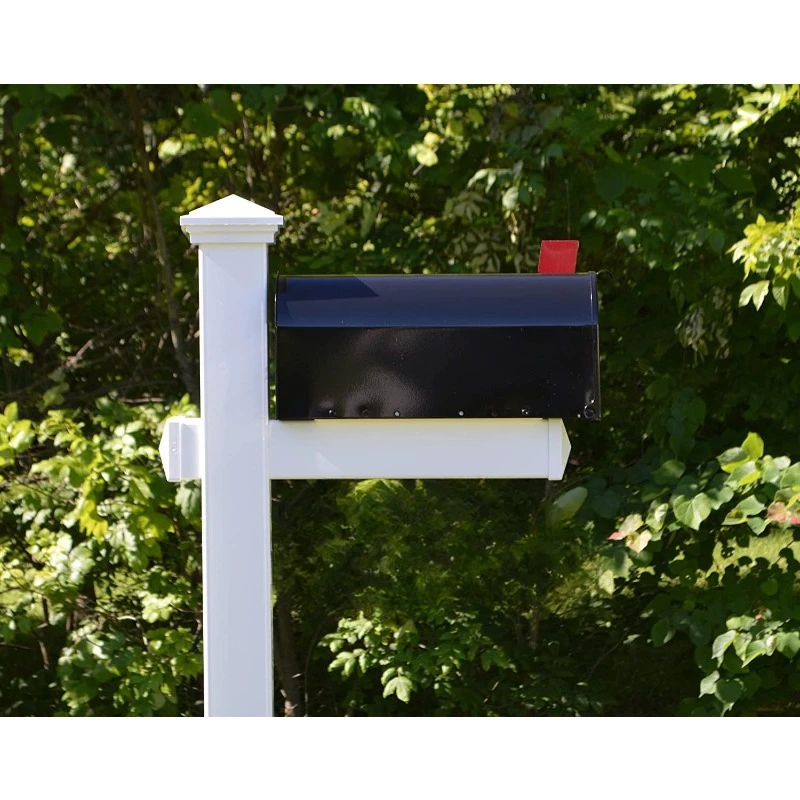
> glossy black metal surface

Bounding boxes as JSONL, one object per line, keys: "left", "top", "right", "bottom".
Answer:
{"left": 275, "top": 273, "right": 601, "bottom": 421}
{"left": 276, "top": 274, "right": 597, "bottom": 328}
{"left": 276, "top": 326, "right": 600, "bottom": 420}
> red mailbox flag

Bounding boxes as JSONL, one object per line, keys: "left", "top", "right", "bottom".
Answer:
{"left": 538, "top": 240, "right": 579, "bottom": 274}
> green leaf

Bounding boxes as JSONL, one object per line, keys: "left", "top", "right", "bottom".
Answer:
{"left": 775, "top": 631, "right": 800, "bottom": 659}
{"left": 548, "top": 487, "right": 588, "bottom": 527}
{"left": 672, "top": 492, "right": 712, "bottom": 530}
{"left": 742, "top": 433, "right": 764, "bottom": 460}
{"left": 502, "top": 186, "right": 519, "bottom": 211}
{"left": 715, "top": 679, "right": 743, "bottom": 705}
{"left": 22, "top": 308, "right": 63, "bottom": 346}
{"left": 653, "top": 459, "right": 685, "bottom": 485}
{"left": 176, "top": 483, "right": 201, "bottom": 520}
{"left": 383, "top": 675, "right": 413, "bottom": 703}
{"left": 9, "top": 419, "right": 33, "bottom": 451}
{"left": 726, "top": 615, "right": 755, "bottom": 632}
{"left": 780, "top": 464, "right": 800, "bottom": 490}
{"left": 706, "top": 487, "right": 735, "bottom": 511}
{"left": 330, "top": 650, "right": 358, "bottom": 677}
{"left": 741, "top": 640, "right": 766, "bottom": 666}
{"left": 646, "top": 502, "right": 670, "bottom": 532}
{"left": 728, "top": 462, "right": 761, "bottom": 487}
{"left": 4, "top": 401, "right": 19, "bottom": 422}
{"left": 594, "top": 166, "right": 626, "bottom": 202}
{"left": 183, "top": 102, "right": 218, "bottom": 137}
{"left": 627, "top": 530, "right": 652, "bottom": 554}
{"left": 772, "top": 281, "right": 789, "bottom": 309}
{"left": 723, "top": 495, "right": 766, "bottom": 525}
{"left": 619, "top": 513, "right": 643, "bottom": 535}
{"left": 699, "top": 670, "right": 719, "bottom": 697}
{"left": 747, "top": 517, "right": 768, "bottom": 534}
{"left": 735, "top": 495, "right": 765, "bottom": 515}
{"left": 414, "top": 144, "right": 438, "bottom": 168}
{"left": 718, "top": 447, "right": 749, "bottom": 473}
{"left": 733, "top": 633, "right": 751, "bottom": 662}
{"left": 712, "top": 630, "right": 736, "bottom": 663}
{"left": 761, "top": 455, "right": 791, "bottom": 486}
{"left": 651, "top": 618, "right": 674, "bottom": 647}
{"left": 208, "top": 89, "right": 239, "bottom": 123}
{"left": 739, "top": 281, "right": 770, "bottom": 310}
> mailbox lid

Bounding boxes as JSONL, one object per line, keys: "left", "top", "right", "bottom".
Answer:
{"left": 276, "top": 274, "right": 597, "bottom": 329}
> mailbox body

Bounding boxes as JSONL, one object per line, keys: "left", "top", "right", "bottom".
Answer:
{"left": 275, "top": 274, "right": 600, "bottom": 421}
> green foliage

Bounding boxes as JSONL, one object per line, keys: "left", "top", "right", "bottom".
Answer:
{"left": 313, "top": 478, "right": 603, "bottom": 715}
{"left": 0, "top": 397, "right": 202, "bottom": 715}
{"left": 597, "top": 433, "right": 800, "bottom": 715}
{"left": 2, "top": 83, "right": 800, "bottom": 715}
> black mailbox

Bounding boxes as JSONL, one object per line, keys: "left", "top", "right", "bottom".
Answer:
{"left": 275, "top": 274, "right": 600, "bottom": 421}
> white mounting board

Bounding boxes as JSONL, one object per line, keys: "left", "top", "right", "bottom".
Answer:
{"left": 267, "top": 418, "right": 570, "bottom": 481}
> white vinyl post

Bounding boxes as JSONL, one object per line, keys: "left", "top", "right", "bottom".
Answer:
{"left": 162, "top": 195, "right": 573, "bottom": 717}
{"left": 180, "top": 196, "right": 283, "bottom": 717}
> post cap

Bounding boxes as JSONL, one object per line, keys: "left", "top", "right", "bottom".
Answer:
{"left": 180, "top": 194, "right": 284, "bottom": 244}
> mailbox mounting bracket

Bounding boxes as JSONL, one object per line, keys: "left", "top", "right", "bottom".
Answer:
{"left": 161, "top": 416, "right": 571, "bottom": 483}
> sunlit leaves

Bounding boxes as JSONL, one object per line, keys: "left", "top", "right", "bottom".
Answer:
{"left": 775, "top": 632, "right": 800, "bottom": 659}
{"left": 712, "top": 631, "right": 736, "bottom": 663}
{"left": 383, "top": 675, "right": 413, "bottom": 703}
{"left": 699, "top": 670, "right": 719, "bottom": 696}
{"left": 671, "top": 491, "right": 712, "bottom": 531}
{"left": 0, "top": 396, "right": 201, "bottom": 715}
{"left": 739, "top": 280, "right": 770, "bottom": 310}
{"left": 742, "top": 433, "right": 765, "bottom": 461}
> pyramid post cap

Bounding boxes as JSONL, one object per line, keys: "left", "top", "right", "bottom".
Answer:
{"left": 180, "top": 195, "right": 284, "bottom": 244}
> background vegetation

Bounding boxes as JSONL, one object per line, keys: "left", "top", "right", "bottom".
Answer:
{"left": 1, "top": 84, "right": 799, "bottom": 716}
